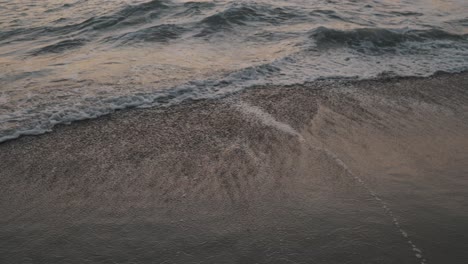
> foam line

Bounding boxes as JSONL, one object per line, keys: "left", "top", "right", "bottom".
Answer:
{"left": 233, "top": 100, "right": 305, "bottom": 141}
{"left": 307, "top": 140, "right": 428, "bottom": 264}
{"left": 233, "top": 101, "right": 427, "bottom": 263}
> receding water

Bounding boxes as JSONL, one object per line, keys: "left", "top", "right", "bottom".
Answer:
{"left": 0, "top": 0, "right": 468, "bottom": 141}
{"left": 2, "top": 73, "right": 468, "bottom": 263}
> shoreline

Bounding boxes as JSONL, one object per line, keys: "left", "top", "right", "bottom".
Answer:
{"left": 1, "top": 70, "right": 467, "bottom": 145}
{"left": 1, "top": 72, "right": 468, "bottom": 263}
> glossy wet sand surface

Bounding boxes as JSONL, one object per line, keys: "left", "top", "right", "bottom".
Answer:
{"left": 1, "top": 73, "right": 468, "bottom": 264}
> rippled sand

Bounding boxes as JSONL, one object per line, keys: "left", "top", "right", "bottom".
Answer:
{"left": 1, "top": 73, "right": 468, "bottom": 263}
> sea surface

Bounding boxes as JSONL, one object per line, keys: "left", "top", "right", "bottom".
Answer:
{"left": 0, "top": 0, "right": 467, "bottom": 141}
{"left": 1, "top": 73, "right": 468, "bottom": 264}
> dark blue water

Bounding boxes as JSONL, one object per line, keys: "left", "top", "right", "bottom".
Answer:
{"left": 0, "top": 0, "right": 467, "bottom": 141}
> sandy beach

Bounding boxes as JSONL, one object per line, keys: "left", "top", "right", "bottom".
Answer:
{"left": 1, "top": 72, "right": 468, "bottom": 263}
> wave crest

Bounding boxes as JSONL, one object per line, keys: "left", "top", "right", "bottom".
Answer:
{"left": 310, "top": 27, "right": 467, "bottom": 50}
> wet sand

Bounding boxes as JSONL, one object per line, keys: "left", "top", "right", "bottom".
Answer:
{"left": 1, "top": 72, "right": 468, "bottom": 264}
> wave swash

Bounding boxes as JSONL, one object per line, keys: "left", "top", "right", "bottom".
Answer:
{"left": 1, "top": 0, "right": 468, "bottom": 142}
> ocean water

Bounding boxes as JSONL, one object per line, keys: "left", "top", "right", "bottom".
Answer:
{"left": 0, "top": 0, "right": 468, "bottom": 142}
{"left": 2, "top": 73, "right": 468, "bottom": 264}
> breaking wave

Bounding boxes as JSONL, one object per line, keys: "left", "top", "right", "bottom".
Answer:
{"left": 311, "top": 27, "right": 467, "bottom": 49}
{"left": 1, "top": 0, "right": 468, "bottom": 142}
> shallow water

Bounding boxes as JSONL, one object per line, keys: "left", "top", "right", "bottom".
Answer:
{"left": 1, "top": 74, "right": 468, "bottom": 263}
{"left": 1, "top": 0, "right": 468, "bottom": 141}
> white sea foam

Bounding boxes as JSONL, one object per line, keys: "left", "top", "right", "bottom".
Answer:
{"left": 233, "top": 101, "right": 304, "bottom": 141}
{"left": 1, "top": 0, "right": 468, "bottom": 142}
